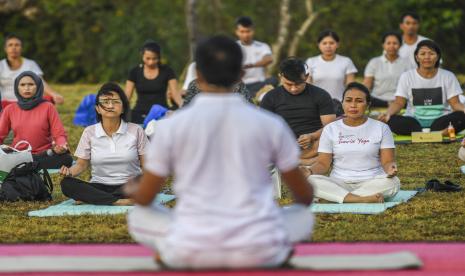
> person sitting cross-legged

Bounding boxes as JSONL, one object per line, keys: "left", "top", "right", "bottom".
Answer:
{"left": 125, "top": 35, "right": 314, "bottom": 269}
{"left": 60, "top": 83, "right": 148, "bottom": 205}
{"left": 260, "top": 57, "right": 336, "bottom": 166}
{"left": 304, "top": 82, "right": 400, "bottom": 203}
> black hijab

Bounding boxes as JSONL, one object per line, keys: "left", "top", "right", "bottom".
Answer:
{"left": 14, "top": 71, "right": 45, "bottom": 110}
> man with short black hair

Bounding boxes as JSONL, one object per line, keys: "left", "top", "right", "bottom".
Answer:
{"left": 399, "top": 12, "right": 428, "bottom": 68}
{"left": 261, "top": 58, "right": 336, "bottom": 165}
{"left": 235, "top": 16, "right": 274, "bottom": 97}
{"left": 126, "top": 36, "right": 314, "bottom": 269}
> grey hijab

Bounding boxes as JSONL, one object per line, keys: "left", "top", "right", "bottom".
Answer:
{"left": 14, "top": 71, "right": 45, "bottom": 110}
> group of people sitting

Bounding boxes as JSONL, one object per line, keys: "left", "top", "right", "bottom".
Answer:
{"left": 0, "top": 11, "right": 464, "bottom": 270}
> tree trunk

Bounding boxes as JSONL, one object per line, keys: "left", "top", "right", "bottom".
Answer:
{"left": 185, "top": 0, "right": 199, "bottom": 62}
{"left": 267, "top": 0, "right": 291, "bottom": 75}
{"left": 287, "top": 0, "right": 318, "bottom": 57}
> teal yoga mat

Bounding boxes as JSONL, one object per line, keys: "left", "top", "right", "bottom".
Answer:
{"left": 310, "top": 190, "right": 417, "bottom": 214}
{"left": 28, "top": 194, "right": 176, "bottom": 217}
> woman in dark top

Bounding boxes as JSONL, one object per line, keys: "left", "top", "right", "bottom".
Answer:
{"left": 124, "top": 41, "right": 183, "bottom": 124}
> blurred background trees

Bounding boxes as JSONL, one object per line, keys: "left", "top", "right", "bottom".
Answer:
{"left": 0, "top": 0, "right": 463, "bottom": 83}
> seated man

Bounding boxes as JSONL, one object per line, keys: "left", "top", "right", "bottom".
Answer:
{"left": 260, "top": 58, "right": 336, "bottom": 165}
{"left": 125, "top": 35, "right": 314, "bottom": 269}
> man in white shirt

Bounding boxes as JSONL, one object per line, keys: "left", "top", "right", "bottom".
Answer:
{"left": 235, "top": 16, "right": 274, "bottom": 97}
{"left": 125, "top": 35, "right": 314, "bottom": 269}
{"left": 0, "top": 34, "right": 64, "bottom": 109}
{"left": 398, "top": 12, "right": 428, "bottom": 68}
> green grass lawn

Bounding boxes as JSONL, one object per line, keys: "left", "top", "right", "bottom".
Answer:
{"left": 1, "top": 83, "right": 465, "bottom": 243}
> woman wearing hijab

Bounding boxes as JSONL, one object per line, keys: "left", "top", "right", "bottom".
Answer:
{"left": 0, "top": 71, "right": 72, "bottom": 169}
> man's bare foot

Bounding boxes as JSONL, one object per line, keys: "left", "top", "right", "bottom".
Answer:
{"left": 343, "top": 193, "right": 384, "bottom": 203}
{"left": 113, "top": 198, "right": 135, "bottom": 206}
{"left": 300, "top": 156, "right": 317, "bottom": 166}
{"left": 74, "top": 200, "right": 83, "bottom": 205}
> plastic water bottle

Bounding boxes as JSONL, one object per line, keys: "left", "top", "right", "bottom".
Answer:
{"left": 448, "top": 122, "right": 456, "bottom": 142}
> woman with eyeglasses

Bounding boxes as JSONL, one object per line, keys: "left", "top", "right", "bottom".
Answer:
{"left": 60, "top": 83, "right": 148, "bottom": 205}
{"left": 125, "top": 40, "right": 183, "bottom": 124}
{"left": 0, "top": 71, "right": 72, "bottom": 169}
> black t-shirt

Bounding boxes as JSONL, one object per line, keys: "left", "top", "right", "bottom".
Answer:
{"left": 260, "top": 84, "right": 335, "bottom": 137}
{"left": 127, "top": 64, "right": 176, "bottom": 112}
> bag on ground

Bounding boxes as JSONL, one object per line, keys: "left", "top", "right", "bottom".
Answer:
{"left": 0, "top": 162, "right": 53, "bottom": 202}
{"left": 0, "top": 141, "right": 33, "bottom": 183}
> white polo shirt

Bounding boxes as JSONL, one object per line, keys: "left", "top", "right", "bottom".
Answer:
{"left": 145, "top": 93, "right": 300, "bottom": 260}
{"left": 398, "top": 35, "right": 428, "bottom": 68}
{"left": 75, "top": 120, "right": 148, "bottom": 185}
{"left": 306, "top": 54, "right": 358, "bottom": 101}
{"left": 364, "top": 55, "right": 412, "bottom": 101}
{"left": 237, "top": 40, "right": 272, "bottom": 84}
{"left": 0, "top": 58, "right": 43, "bottom": 101}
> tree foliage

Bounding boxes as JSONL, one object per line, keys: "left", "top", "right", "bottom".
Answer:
{"left": 0, "top": 0, "right": 463, "bottom": 83}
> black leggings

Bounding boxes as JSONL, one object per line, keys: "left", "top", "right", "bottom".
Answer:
{"left": 33, "top": 152, "right": 73, "bottom": 170}
{"left": 387, "top": 111, "right": 465, "bottom": 135}
{"left": 60, "top": 177, "right": 126, "bottom": 205}
{"left": 370, "top": 97, "right": 389, "bottom": 108}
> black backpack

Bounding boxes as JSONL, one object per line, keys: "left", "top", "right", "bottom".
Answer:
{"left": 0, "top": 162, "right": 53, "bottom": 202}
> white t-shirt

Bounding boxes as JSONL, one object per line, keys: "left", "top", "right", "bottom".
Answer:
{"left": 145, "top": 93, "right": 299, "bottom": 259}
{"left": 364, "top": 55, "right": 412, "bottom": 101}
{"left": 0, "top": 58, "right": 44, "bottom": 101}
{"left": 398, "top": 35, "right": 428, "bottom": 68}
{"left": 395, "top": 68, "right": 462, "bottom": 127}
{"left": 318, "top": 118, "right": 395, "bottom": 181}
{"left": 75, "top": 121, "right": 148, "bottom": 185}
{"left": 182, "top": 62, "right": 197, "bottom": 90}
{"left": 306, "top": 54, "right": 358, "bottom": 101}
{"left": 237, "top": 40, "right": 272, "bottom": 84}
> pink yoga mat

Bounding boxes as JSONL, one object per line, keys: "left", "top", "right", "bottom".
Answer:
{"left": 1, "top": 242, "right": 464, "bottom": 275}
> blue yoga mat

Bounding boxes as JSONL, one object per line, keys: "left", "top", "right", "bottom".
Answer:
{"left": 310, "top": 190, "right": 417, "bottom": 214}
{"left": 28, "top": 194, "right": 176, "bottom": 217}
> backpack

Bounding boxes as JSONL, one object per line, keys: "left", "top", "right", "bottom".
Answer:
{"left": 0, "top": 162, "right": 53, "bottom": 202}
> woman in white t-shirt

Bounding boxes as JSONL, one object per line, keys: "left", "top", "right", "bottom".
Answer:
{"left": 363, "top": 32, "right": 412, "bottom": 107}
{"left": 378, "top": 40, "right": 465, "bottom": 135}
{"left": 60, "top": 83, "right": 148, "bottom": 205}
{"left": 0, "top": 34, "right": 64, "bottom": 110}
{"left": 306, "top": 30, "right": 358, "bottom": 103}
{"left": 304, "top": 82, "right": 400, "bottom": 203}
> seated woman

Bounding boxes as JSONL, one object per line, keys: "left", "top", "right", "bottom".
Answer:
{"left": 124, "top": 40, "right": 183, "bottom": 124}
{"left": 378, "top": 40, "right": 465, "bottom": 135}
{"left": 0, "top": 71, "right": 72, "bottom": 169}
{"left": 304, "top": 82, "right": 400, "bottom": 203}
{"left": 363, "top": 31, "right": 412, "bottom": 107}
{"left": 60, "top": 83, "right": 148, "bottom": 205}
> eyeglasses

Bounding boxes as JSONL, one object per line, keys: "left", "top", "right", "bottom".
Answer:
{"left": 99, "top": 99, "right": 122, "bottom": 106}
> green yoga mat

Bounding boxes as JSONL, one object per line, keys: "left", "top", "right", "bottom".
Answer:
{"left": 394, "top": 134, "right": 463, "bottom": 144}
{"left": 28, "top": 194, "right": 176, "bottom": 217}
{"left": 310, "top": 190, "right": 417, "bottom": 214}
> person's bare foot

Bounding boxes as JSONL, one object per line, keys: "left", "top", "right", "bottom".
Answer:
{"left": 360, "top": 193, "right": 384, "bottom": 203}
{"left": 300, "top": 156, "right": 317, "bottom": 166}
{"left": 74, "top": 200, "right": 83, "bottom": 205}
{"left": 113, "top": 198, "right": 135, "bottom": 206}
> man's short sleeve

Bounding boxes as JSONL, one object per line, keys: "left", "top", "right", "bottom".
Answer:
{"left": 260, "top": 43, "right": 272, "bottom": 58}
{"left": 380, "top": 123, "right": 395, "bottom": 149}
{"left": 144, "top": 121, "right": 172, "bottom": 177}
{"left": 317, "top": 125, "right": 333, "bottom": 154}
{"left": 260, "top": 90, "right": 276, "bottom": 112}
{"left": 364, "top": 58, "right": 376, "bottom": 77}
{"left": 317, "top": 89, "right": 336, "bottom": 115}
{"left": 273, "top": 119, "right": 300, "bottom": 172}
